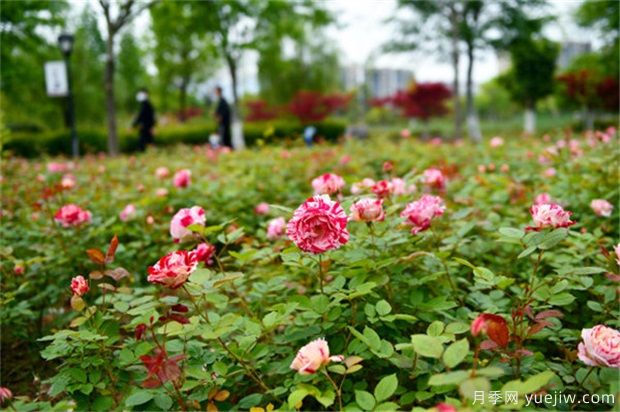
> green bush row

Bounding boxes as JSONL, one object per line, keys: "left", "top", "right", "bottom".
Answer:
{"left": 1, "top": 119, "right": 346, "bottom": 157}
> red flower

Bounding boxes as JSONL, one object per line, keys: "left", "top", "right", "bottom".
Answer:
{"left": 147, "top": 250, "right": 198, "bottom": 289}
{"left": 471, "top": 313, "right": 510, "bottom": 347}
{"left": 140, "top": 349, "right": 185, "bottom": 388}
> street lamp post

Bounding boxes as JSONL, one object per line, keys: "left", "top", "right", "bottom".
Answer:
{"left": 58, "top": 33, "right": 78, "bottom": 158}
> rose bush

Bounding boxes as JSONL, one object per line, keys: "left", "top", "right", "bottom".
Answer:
{"left": 0, "top": 128, "right": 618, "bottom": 411}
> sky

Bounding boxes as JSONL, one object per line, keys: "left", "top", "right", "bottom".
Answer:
{"left": 71, "top": 0, "right": 598, "bottom": 96}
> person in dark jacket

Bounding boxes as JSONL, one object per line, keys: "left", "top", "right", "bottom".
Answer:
{"left": 214, "top": 86, "right": 232, "bottom": 149}
{"left": 132, "top": 88, "right": 156, "bottom": 152}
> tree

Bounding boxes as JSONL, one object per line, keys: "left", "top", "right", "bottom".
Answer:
{"left": 97, "top": 0, "right": 155, "bottom": 155}
{"left": 575, "top": 1, "right": 619, "bottom": 79}
{"left": 150, "top": 2, "right": 217, "bottom": 121}
{"left": 499, "top": 37, "right": 558, "bottom": 134}
{"left": 288, "top": 91, "right": 351, "bottom": 124}
{"left": 117, "top": 31, "right": 147, "bottom": 115}
{"left": 392, "top": 82, "right": 452, "bottom": 137}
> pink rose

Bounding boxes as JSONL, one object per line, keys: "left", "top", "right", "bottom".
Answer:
{"left": 170, "top": 206, "right": 206, "bottom": 241}
{"left": 500, "top": 164, "right": 510, "bottom": 173}
{"left": 614, "top": 244, "right": 620, "bottom": 266}
{"left": 527, "top": 203, "right": 575, "bottom": 231}
{"left": 390, "top": 177, "right": 415, "bottom": 195}
{"left": 119, "top": 204, "right": 136, "bottom": 221}
{"left": 471, "top": 313, "right": 509, "bottom": 347}
{"left": 590, "top": 199, "right": 614, "bottom": 217}
{"left": 312, "top": 173, "right": 345, "bottom": 195}
{"left": 423, "top": 168, "right": 446, "bottom": 190}
{"left": 534, "top": 193, "right": 552, "bottom": 205}
{"left": 14, "top": 264, "right": 24, "bottom": 275}
{"left": 489, "top": 136, "right": 504, "bottom": 147}
{"left": 543, "top": 167, "right": 557, "bottom": 177}
{"left": 147, "top": 250, "right": 198, "bottom": 289}
{"left": 47, "top": 162, "right": 67, "bottom": 173}
{"left": 350, "top": 198, "right": 385, "bottom": 222}
{"left": 54, "top": 204, "right": 92, "bottom": 227}
{"left": 156, "top": 188, "right": 168, "bottom": 197}
{"left": 436, "top": 403, "right": 457, "bottom": 412}
{"left": 71, "top": 275, "right": 89, "bottom": 296}
{"left": 372, "top": 180, "right": 393, "bottom": 198}
{"left": 400, "top": 129, "right": 411, "bottom": 138}
{"left": 267, "top": 217, "right": 286, "bottom": 240}
{"left": 430, "top": 137, "right": 442, "bottom": 145}
{"left": 400, "top": 194, "right": 446, "bottom": 234}
{"left": 155, "top": 167, "right": 170, "bottom": 179}
{"left": 290, "top": 338, "right": 344, "bottom": 375}
{"left": 286, "top": 195, "right": 349, "bottom": 254}
{"left": 339, "top": 155, "right": 352, "bottom": 165}
{"left": 61, "top": 174, "right": 76, "bottom": 189}
{"left": 0, "top": 387, "right": 12, "bottom": 404}
{"left": 255, "top": 202, "right": 270, "bottom": 215}
{"left": 383, "top": 161, "right": 394, "bottom": 173}
{"left": 193, "top": 242, "right": 216, "bottom": 265}
{"left": 577, "top": 325, "right": 620, "bottom": 368}
{"left": 173, "top": 169, "right": 191, "bottom": 188}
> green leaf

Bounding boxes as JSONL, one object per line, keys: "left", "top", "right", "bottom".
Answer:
{"left": 557, "top": 266, "right": 607, "bottom": 276}
{"left": 518, "top": 246, "right": 537, "bottom": 259}
{"left": 548, "top": 292, "right": 575, "bottom": 306}
{"left": 363, "top": 326, "right": 381, "bottom": 350}
{"left": 375, "top": 300, "right": 392, "bottom": 316}
{"left": 125, "top": 390, "right": 153, "bottom": 406}
{"left": 154, "top": 394, "right": 173, "bottom": 410}
{"left": 538, "top": 228, "right": 568, "bottom": 249}
{"left": 315, "top": 388, "right": 335, "bottom": 407}
{"left": 288, "top": 389, "right": 309, "bottom": 409}
{"left": 374, "top": 374, "right": 398, "bottom": 402}
{"left": 443, "top": 338, "right": 469, "bottom": 368}
{"left": 459, "top": 377, "right": 490, "bottom": 400}
{"left": 426, "top": 321, "right": 444, "bottom": 336}
{"left": 355, "top": 390, "right": 376, "bottom": 410}
{"left": 498, "top": 227, "right": 524, "bottom": 239}
{"left": 411, "top": 334, "right": 443, "bottom": 358}
{"left": 428, "top": 371, "right": 470, "bottom": 386}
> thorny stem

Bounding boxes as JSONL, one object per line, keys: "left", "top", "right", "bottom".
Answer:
{"left": 323, "top": 369, "right": 343, "bottom": 412}
{"left": 182, "top": 286, "right": 272, "bottom": 393}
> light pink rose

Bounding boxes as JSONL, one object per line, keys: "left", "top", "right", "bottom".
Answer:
{"left": 267, "top": 217, "right": 286, "bottom": 240}
{"left": 286, "top": 195, "right": 349, "bottom": 254}
{"left": 534, "top": 193, "right": 552, "bottom": 205}
{"left": 290, "top": 338, "right": 344, "bottom": 375}
{"left": 430, "top": 137, "right": 442, "bottom": 145}
{"left": 155, "top": 167, "right": 170, "bottom": 179}
{"left": 478, "top": 165, "right": 487, "bottom": 173}
{"left": 350, "top": 198, "right": 385, "bottom": 222}
{"left": 71, "top": 275, "right": 89, "bottom": 296}
{"left": 173, "top": 169, "right": 191, "bottom": 188}
{"left": 590, "top": 199, "right": 614, "bottom": 217}
{"left": 400, "top": 129, "right": 411, "bottom": 138}
{"left": 255, "top": 202, "right": 270, "bottom": 215}
{"left": 339, "top": 155, "right": 352, "bottom": 165}
{"left": 156, "top": 188, "right": 169, "bottom": 197}
{"left": 54, "top": 204, "right": 92, "bottom": 227}
{"left": 0, "top": 387, "right": 13, "bottom": 404}
{"left": 119, "top": 204, "right": 137, "bottom": 221}
{"left": 170, "top": 206, "right": 206, "bottom": 241}
{"left": 147, "top": 250, "right": 198, "bottom": 289}
{"left": 577, "top": 325, "right": 620, "bottom": 368}
{"left": 47, "top": 162, "right": 67, "bottom": 173}
{"left": 423, "top": 168, "right": 446, "bottom": 190}
{"left": 400, "top": 194, "right": 446, "bottom": 234}
{"left": 61, "top": 174, "right": 76, "bottom": 189}
{"left": 312, "top": 173, "right": 345, "bottom": 195}
{"left": 193, "top": 242, "right": 216, "bottom": 265}
{"left": 527, "top": 203, "right": 575, "bottom": 231}
{"left": 351, "top": 178, "right": 375, "bottom": 194}
{"left": 543, "top": 167, "right": 557, "bottom": 177}
{"left": 390, "top": 177, "right": 415, "bottom": 196}
{"left": 489, "top": 136, "right": 504, "bottom": 147}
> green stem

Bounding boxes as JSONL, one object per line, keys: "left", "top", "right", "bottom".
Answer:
{"left": 317, "top": 254, "right": 325, "bottom": 295}
{"left": 323, "top": 369, "right": 343, "bottom": 412}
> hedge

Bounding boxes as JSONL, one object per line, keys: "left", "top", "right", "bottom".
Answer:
{"left": 1, "top": 119, "right": 346, "bottom": 158}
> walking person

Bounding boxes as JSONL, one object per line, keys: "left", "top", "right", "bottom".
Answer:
{"left": 132, "top": 88, "right": 156, "bottom": 152}
{"left": 214, "top": 86, "right": 232, "bottom": 149}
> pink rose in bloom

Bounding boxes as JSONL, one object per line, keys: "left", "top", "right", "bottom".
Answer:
{"left": 147, "top": 250, "right": 198, "bottom": 289}
{"left": 146, "top": 215, "right": 155, "bottom": 225}
{"left": 351, "top": 178, "right": 375, "bottom": 194}
{"left": 350, "top": 198, "right": 385, "bottom": 222}
{"left": 54, "top": 204, "right": 92, "bottom": 227}
{"left": 430, "top": 137, "right": 442, "bottom": 145}
{"left": 423, "top": 168, "right": 446, "bottom": 190}
{"left": 286, "top": 195, "right": 349, "bottom": 254}
{"left": 312, "top": 173, "right": 345, "bottom": 195}
{"left": 173, "top": 169, "right": 191, "bottom": 188}
{"left": 590, "top": 199, "right": 614, "bottom": 217}
{"left": 119, "top": 204, "right": 137, "bottom": 221}
{"left": 543, "top": 167, "right": 557, "bottom": 177}
{"left": 0, "top": 387, "right": 12, "bottom": 404}
{"left": 71, "top": 276, "right": 89, "bottom": 296}
{"left": 170, "top": 206, "right": 206, "bottom": 241}
{"left": 155, "top": 167, "right": 170, "bottom": 179}
{"left": 400, "top": 128, "right": 411, "bottom": 138}
{"left": 255, "top": 202, "right": 270, "bottom": 215}
{"left": 267, "top": 217, "right": 286, "bottom": 240}
{"left": 382, "top": 161, "right": 394, "bottom": 173}
{"left": 290, "top": 338, "right": 344, "bottom": 375}
{"left": 372, "top": 180, "right": 393, "bottom": 198}
{"left": 534, "top": 192, "right": 552, "bottom": 205}
{"left": 436, "top": 403, "right": 457, "bottom": 412}
{"left": 400, "top": 194, "right": 446, "bottom": 234}
{"left": 527, "top": 203, "right": 575, "bottom": 231}
{"left": 193, "top": 242, "right": 216, "bottom": 265}
{"left": 390, "top": 177, "right": 415, "bottom": 196}
{"left": 577, "top": 325, "right": 620, "bottom": 368}
{"left": 339, "top": 154, "right": 352, "bottom": 165}
{"left": 60, "top": 174, "right": 76, "bottom": 189}
{"left": 489, "top": 136, "right": 504, "bottom": 147}
{"left": 47, "top": 162, "right": 67, "bottom": 173}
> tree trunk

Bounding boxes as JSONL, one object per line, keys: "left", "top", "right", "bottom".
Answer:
{"left": 524, "top": 104, "right": 536, "bottom": 135}
{"left": 225, "top": 53, "right": 240, "bottom": 120}
{"left": 178, "top": 77, "right": 189, "bottom": 122}
{"left": 449, "top": 5, "right": 462, "bottom": 140}
{"left": 465, "top": 38, "right": 482, "bottom": 142}
{"left": 583, "top": 106, "right": 594, "bottom": 130}
{"left": 104, "top": 33, "right": 119, "bottom": 156}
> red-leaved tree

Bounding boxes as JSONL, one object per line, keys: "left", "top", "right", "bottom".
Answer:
{"left": 245, "top": 99, "right": 279, "bottom": 122}
{"left": 392, "top": 82, "right": 452, "bottom": 122}
{"left": 288, "top": 91, "right": 352, "bottom": 124}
